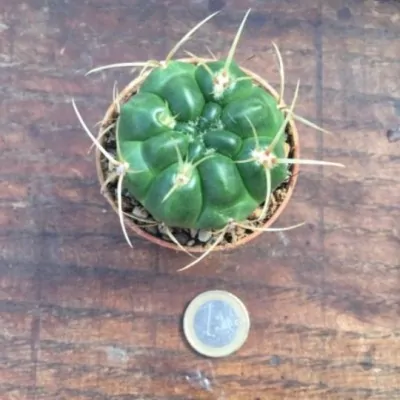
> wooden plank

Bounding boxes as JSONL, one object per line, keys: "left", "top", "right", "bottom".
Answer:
{"left": 0, "top": 0, "right": 399, "bottom": 399}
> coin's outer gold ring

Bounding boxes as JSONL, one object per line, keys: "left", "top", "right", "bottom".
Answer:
{"left": 183, "top": 290, "right": 251, "bottom": 358}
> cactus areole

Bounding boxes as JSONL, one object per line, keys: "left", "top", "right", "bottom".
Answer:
{"left": 116, "top": 59, "right": 289, "bottom": 231}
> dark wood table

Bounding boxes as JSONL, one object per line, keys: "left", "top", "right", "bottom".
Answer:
{"left": 1, "top": 1, "right": 399, "bottom": 399}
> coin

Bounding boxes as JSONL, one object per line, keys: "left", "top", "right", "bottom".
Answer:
{"left": 183, "top": 290, "right": 250, "bottom": 358}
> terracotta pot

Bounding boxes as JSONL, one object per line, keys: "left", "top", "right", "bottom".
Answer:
{"left": 95, "top": 58, "right": 300, "bottom": 253}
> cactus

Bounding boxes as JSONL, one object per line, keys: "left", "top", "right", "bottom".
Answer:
{"left": 72, "top": 9, "right": 344, "bottom": 270}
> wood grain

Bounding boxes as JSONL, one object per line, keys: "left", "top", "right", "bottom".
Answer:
{"left": 0, "top": 0, "right": 399, "bottom": 399}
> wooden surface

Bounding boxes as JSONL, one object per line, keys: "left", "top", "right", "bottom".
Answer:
{"left": 1, "top": 0, "right": 399, "bottom": 399}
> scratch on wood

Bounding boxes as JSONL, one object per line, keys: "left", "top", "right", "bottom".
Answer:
{"left": 0, "top": 23, "right": 9, "bottom": 32}
{"left": 278, "top": 231, "right": 290, "bottom": 247}
{"left": 184, "top": 361, "right": 227, "bottom": 398}
{"left": 11, "top": 201, "right": 29, "bottom": 209}
{"left": 104, "top": 345, "right": 129, "bottom": 365}
{"left": 185, "top": 368, "right": 214, "bottom": 392}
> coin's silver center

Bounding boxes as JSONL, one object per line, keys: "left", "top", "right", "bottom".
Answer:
{"left": 193, "top": 299, "right": 240, "bottom": 348}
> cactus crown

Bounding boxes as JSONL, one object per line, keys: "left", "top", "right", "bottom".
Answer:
{"left": 72, "top": 9, "right": 344, "bottom": 270}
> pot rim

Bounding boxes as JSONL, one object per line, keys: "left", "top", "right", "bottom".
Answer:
{"left": 94, "top": 57, "right": 300, "bottom": 253}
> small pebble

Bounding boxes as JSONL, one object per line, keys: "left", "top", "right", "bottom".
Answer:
{"left": 158, "top": 224, "right": 171, "bottom": 237}
{"left": 275, "top": 190, "right": 284, "bottom": 202}
{"left": 175, "top": 232, "right": 190, "bottom": 246}
{"left": 132, "top": 206, "right": 149, "bottom": 219}
{"left": 187, "top": 240, "right": 196, "bottom": 246}
{"left": 236, "top": 227, "right": 246, "bottom": 239}
{"left": 284, "top": 143, "right": 290, "bottom": 157}
{"left": 198, "top": 230, "right": 212, "bottom": 242}
{"left": 190, "top": 229, "right": 198, "bottom": 238}
{"left": 158, "top": 224, "right": 167, "bottom": 235}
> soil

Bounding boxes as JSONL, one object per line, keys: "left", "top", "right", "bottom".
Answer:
{"left": 98, "top": 100, "right": 296, "bottom": 250}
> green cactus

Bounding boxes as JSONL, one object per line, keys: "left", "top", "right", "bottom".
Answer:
{"left": 115, "top": 60, "right": 289, "bottom": 230}
{"left": 72, "top": 9, "right": 344, "bottom": 270}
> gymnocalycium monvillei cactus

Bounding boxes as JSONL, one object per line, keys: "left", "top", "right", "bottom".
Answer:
{"left": 72, "top": 9, "right": 344, "bottom": 270}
